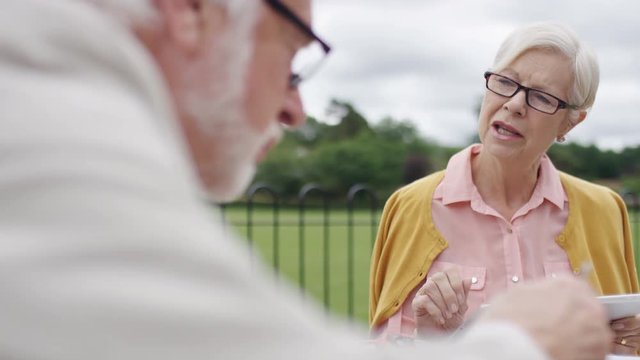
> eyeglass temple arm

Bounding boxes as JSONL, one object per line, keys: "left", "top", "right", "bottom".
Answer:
{"left": 263, "top": 0, "right": 331, "bottom": 53}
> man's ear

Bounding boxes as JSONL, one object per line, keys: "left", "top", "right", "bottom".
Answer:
{"left": 153, "top": 0, "right": 204, "bottom": 53}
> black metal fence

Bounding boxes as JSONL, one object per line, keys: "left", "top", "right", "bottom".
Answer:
{"left": 220, "top": 183, "right": 379, "bottom": 322}
{"left": 220, "top": 185, "right": 640, "bottom": 323}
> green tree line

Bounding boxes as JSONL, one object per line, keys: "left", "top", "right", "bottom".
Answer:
{"left": 254, "top": 99, "right": 640, "bottom": 202}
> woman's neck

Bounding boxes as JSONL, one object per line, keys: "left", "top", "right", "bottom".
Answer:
{"left": 471, "top": 149, "right": 541, "bottom": 220}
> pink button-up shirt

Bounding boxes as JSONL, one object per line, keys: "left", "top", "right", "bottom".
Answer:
{"left": 379, "top": 144, "right": 571, "bottom": 339}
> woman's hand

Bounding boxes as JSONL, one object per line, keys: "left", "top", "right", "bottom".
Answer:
{"left": 611, "top": 315, "right": 640, "bottom": 355}
{"left": 411, "top": 268, "right": 471, "bottom": 336}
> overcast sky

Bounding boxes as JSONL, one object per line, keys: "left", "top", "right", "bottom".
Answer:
{"left": 300, "top": 0, "right": 640, "bottom": 150}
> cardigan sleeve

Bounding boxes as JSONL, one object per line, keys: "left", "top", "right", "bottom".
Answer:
{"left": 612, "top": 189, "right": 640, "bottom": 292}
{"left": 559, "top": 172, "right": 639, "bottom": 294}
{"left": 369, "top": 190, "right": 402, "bottom": 327}
{"left": 369, "top": 172, "right": 447, "bottom": 330}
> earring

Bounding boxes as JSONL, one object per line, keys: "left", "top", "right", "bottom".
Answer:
{"left": 556, "top": 135, "right": 566, "bottom": 143}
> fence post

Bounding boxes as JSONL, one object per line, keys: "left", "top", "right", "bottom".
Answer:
{"left": 298, "top": 184, "right": 330, "bottom": 305}
{"left": 347, "top": 184, "right": 378, "bottom": 320}
{"left": 246, "top": 183, "right": 280, "bottom": 274}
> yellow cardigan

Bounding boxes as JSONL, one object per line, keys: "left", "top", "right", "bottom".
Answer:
{"left": 369, "top": 170, "right": 639, "bottom": 328}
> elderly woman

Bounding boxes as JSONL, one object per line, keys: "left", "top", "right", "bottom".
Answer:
{"left": 369, "top": 22, "right": 639, "bottom": 354}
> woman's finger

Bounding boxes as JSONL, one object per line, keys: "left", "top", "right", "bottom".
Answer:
{"left": 611, "top": 315, "right": 640, "bottom": 333}
{"left": 413, "top": 293, "right": 445, "bottom": 325}
{"left": 421, "top": 274, "right": 451, "bottom": 318}
{"left": 611, "top": 338, "right": 638, "bottom": 356}
{"left": 431, "top": 271, "right": 459, "bottom": 317}
{"left": 443, "top": 268, "right": 465, "bottom": 311}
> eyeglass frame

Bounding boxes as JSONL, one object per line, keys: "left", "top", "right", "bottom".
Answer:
{"left": 483, "top": 71, "right": 578, "bottom": 115}
{"left": 263, "top": 0, "right": 332, "bottom": 88}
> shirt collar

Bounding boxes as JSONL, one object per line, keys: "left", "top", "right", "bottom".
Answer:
{"left": 436, "top": 144, "right": 479, "bottom": 205}
{"left": 535, "top": 152, "right": 567, "bottom": 209}
{"left": 436, "top": 144, "right": 566, "bottom": 209}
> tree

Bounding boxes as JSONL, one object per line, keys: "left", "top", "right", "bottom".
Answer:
{"left": 325, "top": 99, "right": 373, "bottom": 140}
{"left": 402, "top": 153, "right": 431, "bottom": 185}
{"left": 253, "top": 98, "right": 640, "bottom": 201}
{"left": 305, "top": 136, "right": 402, "bottom": 196}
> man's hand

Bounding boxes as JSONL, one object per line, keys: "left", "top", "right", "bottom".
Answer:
{"left": 479, "top": 277, "right": 612, "bottom": 360}
{"left": 412, "top": 268, "right": 472, "bottom": 335}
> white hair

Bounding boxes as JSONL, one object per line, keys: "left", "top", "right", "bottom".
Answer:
{"left": 80, "top": 0, "right": 157, "bottom": 24}
{"left": 491, "top": 22, "right": 600, "bottom": 115}
{"left": 174, "top": 0, "right": 258, "bottom": 135}
{"left": 82, "top": 0, "right": 256, "bottom": 28}
{"left": 82, "top": 0, "right": 258, "bottom": 134}
{"left": 79, "top": 0, "right": 263, "bottom": 201}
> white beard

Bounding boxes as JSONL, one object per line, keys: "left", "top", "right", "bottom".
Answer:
{"left": 176, "top": 15, "right": 281, "bottom": 203}
{"left": 203, "top": 121, "right": 281, "bottom": 203}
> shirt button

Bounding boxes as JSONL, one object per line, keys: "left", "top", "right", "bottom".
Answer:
{"left": 511, "top": 275, "right": 519, "bottom": 283}
{"left": 507, "top": 227, "right": 513, "bottom": 233}
{"left": 471, "top": 276, "right": 478, "bottom": 285}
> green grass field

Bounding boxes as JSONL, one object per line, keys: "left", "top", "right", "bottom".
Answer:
{"left": 222, "top": 206, "right": 380, "bottom": 324}
{"left": 221, "top": 206, "right": 640, "bottom": 325}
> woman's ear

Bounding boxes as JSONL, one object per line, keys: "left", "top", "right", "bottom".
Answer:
{"left": 573, "top": 110, "right": 588, "bottom": 125}
{"left": 558, "top": 110, "right": 587, "bottom": 139}
{"left": 153, "top": 0, "right": 204, "bottom": 53}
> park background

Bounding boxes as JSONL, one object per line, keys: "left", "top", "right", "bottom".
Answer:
{"left": 228, "top": 0, "right": 640, "bottom": 325}
{"left": 220, "top": 99, "right": 640, "bottom": 324}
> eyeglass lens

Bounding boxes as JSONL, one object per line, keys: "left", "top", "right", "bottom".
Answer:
{"left": 487, "top": 74, "right": 561, "bottom": 114}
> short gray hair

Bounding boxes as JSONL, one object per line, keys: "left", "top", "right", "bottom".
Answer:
{"left": 491, "top": 22, "right": 600, "bottom": 114}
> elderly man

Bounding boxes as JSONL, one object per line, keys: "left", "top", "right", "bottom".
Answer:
{"left": 0, "top": 0, "right": 612, "bottom": 359}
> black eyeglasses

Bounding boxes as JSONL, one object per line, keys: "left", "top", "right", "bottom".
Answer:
{"left": 484, "top": 71, "right": 577, "bottom": 115}
{"left": 263, "top": 0, "right": 332, "bottom": 88}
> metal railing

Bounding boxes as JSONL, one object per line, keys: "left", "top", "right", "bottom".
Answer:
{"left": 220, "top": 183, "right": 378, "bottom": 321}
{"left": 219, "top": 185, "right": 640, "bottom": 323}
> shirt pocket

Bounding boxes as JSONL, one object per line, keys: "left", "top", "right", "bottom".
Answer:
{"left": 427, "top": 261, "right": 486, "bottom": 318}
{"left": 543, "top": 261, "right": 574, "bottom": 279}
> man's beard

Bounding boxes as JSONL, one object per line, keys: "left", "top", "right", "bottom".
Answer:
{"left": 177, "top": 21, "right": 280, "bottom": 203}
{"left": 200, "top": 118, "right": 281, "bottom": 203}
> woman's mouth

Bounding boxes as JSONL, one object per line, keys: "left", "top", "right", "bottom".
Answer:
{"left": 492, "top": 122, "right": 523, "bottom": 139}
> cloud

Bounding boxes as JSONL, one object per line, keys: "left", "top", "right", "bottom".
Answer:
{"left": 302, "top": 0, "right": 640, "bottom": 150}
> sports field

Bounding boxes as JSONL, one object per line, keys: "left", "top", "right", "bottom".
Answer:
{"left": 222, "top": 206, "right": 380, "bottom": 324}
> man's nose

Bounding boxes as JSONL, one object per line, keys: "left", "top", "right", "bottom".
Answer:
{"left": 278, "top": 88, "right": 306, "bottom": 128}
